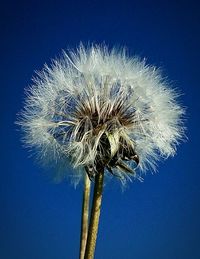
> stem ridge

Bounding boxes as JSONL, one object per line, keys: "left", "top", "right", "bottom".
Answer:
{"left": 84, "top": 171, "right": 104, "bottom": 259}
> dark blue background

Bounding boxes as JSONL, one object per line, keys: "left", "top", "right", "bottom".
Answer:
{"left": 1, "top": 1, "right": 199, "bottom": 258}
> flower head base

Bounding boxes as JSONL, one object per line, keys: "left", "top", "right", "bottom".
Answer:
{"left": 19, "top": 44, "right": 184, "bottom": 183}
{"left": 65, "top": 91, "right": 140, "bottom": 180}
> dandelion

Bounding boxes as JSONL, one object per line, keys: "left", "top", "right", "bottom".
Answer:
{"left": 18, "top": 44, "right": 184, "bottom": 259}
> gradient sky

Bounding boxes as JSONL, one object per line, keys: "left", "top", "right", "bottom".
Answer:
{"left": 1, "top": 1, "right": 199, "bottom": 258}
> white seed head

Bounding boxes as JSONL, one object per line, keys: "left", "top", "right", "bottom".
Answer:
{"left": 18, "top": 44, "right": 185, "bottom": 184}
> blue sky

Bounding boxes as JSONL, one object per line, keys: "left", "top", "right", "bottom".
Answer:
{"left": 1, "top": 0, "right": 199, "bottom": 258}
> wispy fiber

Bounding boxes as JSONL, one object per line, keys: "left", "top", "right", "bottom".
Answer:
{"left": 18, "top": 44, "right": 184, "bottom": 184}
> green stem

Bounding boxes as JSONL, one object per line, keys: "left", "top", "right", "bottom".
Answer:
{"left": 84, "top": 170, "right": 104, "bottom": 259}
{"left": 79, "top": 173, "right": 91, "bottom": 259}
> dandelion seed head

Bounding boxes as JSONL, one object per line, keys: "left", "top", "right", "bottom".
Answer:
{"left": 18, "top": 44, "right": 185, "bottom": 184}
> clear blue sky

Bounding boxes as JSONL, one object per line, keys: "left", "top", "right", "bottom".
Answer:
{"left": 1, "top": 1, "right": 199, "bottom": 258}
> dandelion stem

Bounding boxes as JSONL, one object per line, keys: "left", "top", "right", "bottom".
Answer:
{"left": 79, "top": 173, "right": 91, "bottom": 259}
{"left": 84, "top": 170, "right": 104, "bottom": 259}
